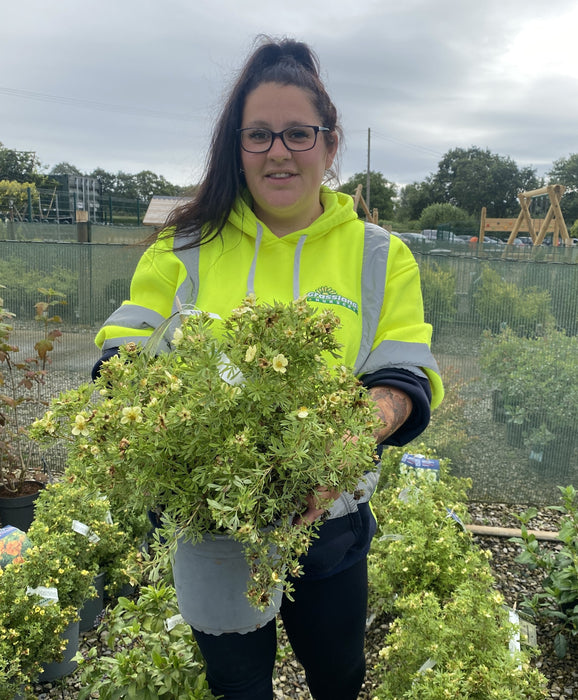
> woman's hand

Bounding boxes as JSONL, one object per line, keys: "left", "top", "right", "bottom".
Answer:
{"left": 294, "top": 385, "right": 412, "bottom": 527}
{"left": 293, "top": 486, "right": 341, "bottom": 526}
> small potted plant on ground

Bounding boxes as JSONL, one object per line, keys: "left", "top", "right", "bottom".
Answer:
{"left": 32, "top": 297, "right": 379, "bottom": 633}
{"left": 0, "top": 544, "right": 78, "bottom": 696}
{"left": 0, "top": 287, "right": 65, "bottom": 530}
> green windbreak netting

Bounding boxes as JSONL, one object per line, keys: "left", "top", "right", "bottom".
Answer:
{"left": 1, "top": 235, "right": 577, "bottom": 504}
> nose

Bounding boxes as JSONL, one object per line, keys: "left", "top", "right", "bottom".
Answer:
{"left": 268, "top": 133, "right": 291, "bottom": 157}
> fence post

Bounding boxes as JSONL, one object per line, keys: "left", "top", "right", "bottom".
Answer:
{"left": 27, "top": 187, "right": 33, "bottom": 222}
{"left": 76, "top": 210, "right": 91, "bottom": 242}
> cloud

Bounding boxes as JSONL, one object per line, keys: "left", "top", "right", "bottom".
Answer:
{"left": 1, "top": 0, "right": 577, "bottom": 188}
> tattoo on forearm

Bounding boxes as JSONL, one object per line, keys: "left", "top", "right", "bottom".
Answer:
{"left": 368, "top": 386, "right": 412, "bottom": 443}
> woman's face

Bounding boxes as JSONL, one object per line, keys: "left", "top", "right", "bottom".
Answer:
{"left": 240, "top": 82, "right": 338, "bottom": 237}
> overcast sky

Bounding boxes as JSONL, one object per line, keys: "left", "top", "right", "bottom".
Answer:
{"left": 1, "top": 0, "right": 577, "bottom": 190}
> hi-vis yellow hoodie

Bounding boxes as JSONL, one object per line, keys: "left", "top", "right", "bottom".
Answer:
{"left": 95, "top": 187, "right": 443, "bottom": 410}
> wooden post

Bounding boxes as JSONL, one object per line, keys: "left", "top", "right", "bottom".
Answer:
{"left": 479, "top": 207, "right": 486, "bottom": 240}
{"left": 353, "top": 184, "right": 362, "bottom": 211}
{"left": 549, "top": 184, "right": 571, "bottom": 245}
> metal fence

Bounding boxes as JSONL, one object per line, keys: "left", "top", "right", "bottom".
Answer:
{"left": 1, "top": 233, "right": 577, "bottom": 505}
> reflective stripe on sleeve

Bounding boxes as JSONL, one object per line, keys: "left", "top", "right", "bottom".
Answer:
{"left": 101, "top": 304, "right": 166, "bottom": 332}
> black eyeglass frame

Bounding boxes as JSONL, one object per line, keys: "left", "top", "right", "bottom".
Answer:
{"left": 237, "top": 125, "right": 330, "bottom": 153}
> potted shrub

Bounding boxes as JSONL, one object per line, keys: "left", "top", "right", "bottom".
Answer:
{"left": 0, "top": 545, "right": 78, "bottom": 696}
{"left": 75, "top": 582, "right": 215, "bottom": 699}
{"left": 472, "top": 265, "right": 555, "bottom": 336}
{"left": 32, "top": 297, "right": 379, "bottom": 633}
{"left": 26, "top": 477, "right": 143, "bottom": 629}
{"left": 0, "top": 287, "right": 65, "bottom": 530}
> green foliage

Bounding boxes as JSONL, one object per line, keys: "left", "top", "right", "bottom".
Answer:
{"left": 369, "top": 466, "right": 474, "bottom": 614}
{"left": 0, "top": 553, "right": 78, "bottom": 698}
{"left": 340, "top": 170, "right": 396, "bottom": 219}
{"left": 430, "top": 146, "right": 540, "bottom": 217}
{"left": 372, "top": 583, "right": 547, "bottom": 699}
{"left": 32, "top": 298, "right": 379, "bottom": 609}
{"left": 419, "top": 260, "right": 457, "bottom": 330}
{"left": 0, "top": 288, "right": 65, "bottom": 494}
{"left": 548, "top": 154, "right": 578, "bottom": 224}
{"left": 76, "top": 583, "right": 215, "bottom": 699}
{"left": 27, "top": 478, "right": 142, "bottom": 596}
{"left": 368, "top": 451, "right": 547, "bottom": 698}
{"left": 480, "top": 327, "right": 578, "bottom": 438}
{"left": 0, "top": 145, "right": 39, "bottom": 184}
{"left": 0, "top": 180, "right": 40, "bottom": 220}
{"left": 472, "top": 266, "right": 555, "bottom": 336}
{"left": 418, "top": 202, "right": 470, "bottom": 231}
{"left": 511, "top": 486, "right": 578, "bottom": 658}
{"left": 396, "top": 179, "right": 438, "bottom": 222}
{"left": 0, "top": 258, "right": 77, "bottom": 320}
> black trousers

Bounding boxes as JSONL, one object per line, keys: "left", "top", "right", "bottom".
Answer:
{"left": 192, "top": 557, "right": 368, "bottom": 700}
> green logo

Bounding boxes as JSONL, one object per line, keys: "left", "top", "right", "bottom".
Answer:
{"left": 306, "top": 286, "right": 358, "bottom": 314}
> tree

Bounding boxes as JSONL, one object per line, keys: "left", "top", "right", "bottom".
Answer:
{"left": 396, "top": 179, "right": 439, "bottom": 222}
{"left": 49, "top": 162, "right": 84, "bottom": 177}
{"left": 547, "top": 154, "right": 578, "bottom": 226}
{"left": 418, "top": 203, "right": 470, "bottom": 231}
{"left": 0, "top": 143, "right": 39, "bottom": 183}
{"left": 0, "top": 180, "right": 40, "bottom": 219}
{"left": 430, "top": 147, "right": 540, "bottom": 217}
{"left": 340, "top": 171, "right": 396, "bottom": 220}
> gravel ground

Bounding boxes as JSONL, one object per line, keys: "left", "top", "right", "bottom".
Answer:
{"left": 27, "top": 502, "right": 577, "bottom": 700}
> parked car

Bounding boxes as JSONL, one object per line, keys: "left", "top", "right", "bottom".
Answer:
{"left": 398, "top": 232, "right": 430, "bottom": 244}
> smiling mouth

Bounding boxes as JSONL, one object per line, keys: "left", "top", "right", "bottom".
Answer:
{"left": 266, "top": 172, "right": 296, "bottom": 179}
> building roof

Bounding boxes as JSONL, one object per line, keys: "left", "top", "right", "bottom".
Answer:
{"left": 143, "top": 195, "right": 193, "bottom": 226}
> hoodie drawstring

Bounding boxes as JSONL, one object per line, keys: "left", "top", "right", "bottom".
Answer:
{"left": 246, "top": 224, "right": 307, "bottom": 301}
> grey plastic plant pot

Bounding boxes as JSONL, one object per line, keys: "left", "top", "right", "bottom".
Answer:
{"left": 172, "top": 533, "right": 283, "bottom": 636}
{"left": 38, "top": 619, "right": 79, "bottom": 682}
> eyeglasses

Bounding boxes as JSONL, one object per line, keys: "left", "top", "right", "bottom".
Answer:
{"left": 237, "top": 125, "right": 330, "bottom": 153}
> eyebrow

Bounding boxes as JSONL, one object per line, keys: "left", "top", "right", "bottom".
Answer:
{"left": 241, "top": 120, "right": 311, "bottom": 129}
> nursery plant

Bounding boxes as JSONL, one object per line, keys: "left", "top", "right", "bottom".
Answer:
{"left": 368, "top": 460, "right": 477, "bottom": 615}
{"left": 0, "top": 287, "right": 65, "bottom": 499}
{"left": 0, "top": 549, "right": 78, "bottom": 698}
{"left": 372, "top": 581, "right": 548, "bottom": 699}
{"left": 26, "top": 477, "right": 142, "bottom": 596}
{"left": 472, "top": 265, "right": 554, "bottom": 336}
{"left": 32, "top": 297, "right": 379, "bottom": 609}
{"left": 75, "top": 582, "right": 215, "bottom": 700}
{"left": 511, "top": 485, "right": 578, "bottom": 658}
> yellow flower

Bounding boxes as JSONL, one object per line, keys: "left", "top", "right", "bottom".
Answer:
{"left": 164, "top": 370, "right": 182, "bottom": 391}
{"left": 272, "top": 354, "right": 288, "bottom": 373}
{"left": 121, "top": 406, "right": 143, "bottom": 424}
{"left": 172, "top": 327, "right": 184, "bottom": 345}
{"left": 245, "top": 345, "right": 257, "bottom": 362}
{"left": 72, "top": 414, "right": 89, "bottom": 436}
{"left": 297, "top": 407, "right": 309, "bottom": 419}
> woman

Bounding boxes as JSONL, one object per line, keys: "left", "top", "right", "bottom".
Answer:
{"left": 94, "top": 37, "right": 443, "bottom": 700}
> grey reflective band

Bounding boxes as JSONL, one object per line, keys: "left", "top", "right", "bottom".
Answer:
{"left": 353, "top": 223, "right": 390, "bottom": 375}
{"left": 246, "top": 223, "right": 263, "bottom": 296}
{"left": 355, "top": 339, "right": 438, "bottom": 378}
{"left": 173, "top": 244, "right": 200, "bottom": 308}
{"left": 293, "top": 235, "right": 307, "bottom": 300}
{"left": 326, "top": 467, "right": 381, "bottom": 520}
{"left": 101, "top": 304, "right": 165, "bottom": 332}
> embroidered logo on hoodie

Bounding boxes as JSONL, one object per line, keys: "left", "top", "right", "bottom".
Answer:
{"left": 306, "top": 286, "right": 359, "bottom": 314}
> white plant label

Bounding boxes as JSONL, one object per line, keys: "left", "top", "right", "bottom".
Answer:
{"left": 26, "top": 586, "right": 59, "bottom": 605}
{"left": 164, "top": 613, "right": 187, "bottom": 631}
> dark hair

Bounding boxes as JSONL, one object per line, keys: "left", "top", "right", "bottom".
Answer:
{"left": 162, "top": 36, "right": 341, "bottom": 249}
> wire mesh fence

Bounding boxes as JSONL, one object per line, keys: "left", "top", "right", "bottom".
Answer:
{"left": 1, "top": 233, "right": 577, "bottom": 505}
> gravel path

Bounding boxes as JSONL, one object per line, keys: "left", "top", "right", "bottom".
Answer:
{"left": 28, "top": 502, "right": 578, "bottom": 699}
